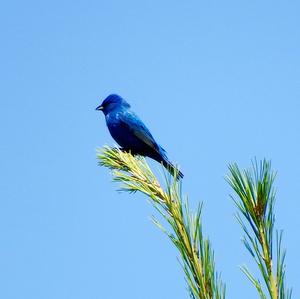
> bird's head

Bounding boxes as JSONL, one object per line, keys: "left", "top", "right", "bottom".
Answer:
{"left": 96, "top": 94, "right": 130, "bottom": 115}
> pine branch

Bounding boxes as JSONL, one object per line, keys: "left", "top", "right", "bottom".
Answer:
{"left": 227, "top": 159, "right": 291, "bottom": 299}
{"left": 97, "top": 146, "right": 225, "bottom": 299}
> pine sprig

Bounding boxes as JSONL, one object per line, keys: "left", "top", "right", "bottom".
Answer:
{"left": 97, "top": 146, "right": 225, "bottom": 299}
{"left": 227, "top": 159, "right": 291, "bottom": 299}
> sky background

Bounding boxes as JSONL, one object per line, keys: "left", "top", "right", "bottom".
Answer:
{"left": 0, "top": 1, "right": 299, "bottom": 298}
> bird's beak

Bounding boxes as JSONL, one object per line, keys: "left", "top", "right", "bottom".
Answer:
{"left": 95, "top": 105, "right": 103, "bottom": 111}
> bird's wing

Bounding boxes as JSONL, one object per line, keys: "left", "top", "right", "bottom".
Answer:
{"left": 119, "top": 111, "right": 160, "bottom": 153}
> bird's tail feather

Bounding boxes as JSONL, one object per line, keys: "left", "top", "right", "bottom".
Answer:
{"left": 162, "top": 159, "right": 184, "bottom": 180}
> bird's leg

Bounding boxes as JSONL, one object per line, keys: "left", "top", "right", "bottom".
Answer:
{"left": 111, "top": 147, "right": 127, "bottom": 152}
{"left": 110, "top": 147, "right": 129, "bottom": 155}
{"left": 119, "top": 147, "right": 128, "bottom": 152}
{"left": 119, "top": 147, "right": 139, "bottom": 156}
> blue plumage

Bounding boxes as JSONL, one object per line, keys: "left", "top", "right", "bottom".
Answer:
{"left": 96, "top": 94, "right": 183, "bottom": 179}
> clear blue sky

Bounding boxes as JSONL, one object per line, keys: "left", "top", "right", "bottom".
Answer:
{"left": 1, "top": 1, "right": 299, "bottom": 298}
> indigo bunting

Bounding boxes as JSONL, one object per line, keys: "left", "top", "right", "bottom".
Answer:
{"left": 96, "top": 94, "right": 183, "bottom": 179}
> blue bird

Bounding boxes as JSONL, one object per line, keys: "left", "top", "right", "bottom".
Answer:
{"left": 96, "top": 94, "right": 183, "bottom": 179}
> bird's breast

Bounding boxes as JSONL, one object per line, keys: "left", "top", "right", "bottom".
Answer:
{"left": 105, "top": 113, "right": 127, "bottom": 146}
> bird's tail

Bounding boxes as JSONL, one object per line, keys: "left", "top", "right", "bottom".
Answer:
{"left": 162, "top": 159, "right": 184, "bottom": 180}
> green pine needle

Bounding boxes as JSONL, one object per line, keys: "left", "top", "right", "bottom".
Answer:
{"left": 227, "top": 159, "right": 291, "bottom": 299}
{"left": 97, "top": 146, "right": 225, "bottom": 299}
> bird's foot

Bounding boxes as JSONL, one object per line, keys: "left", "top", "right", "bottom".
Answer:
{"left": 119, "top": 147, "right": 139, "bottom": 156}
{"left": 111, "top": 147, "right": 137, "bottom": 155}
{"left": 118, "top": 147, "right": 128, "bottom": 152}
